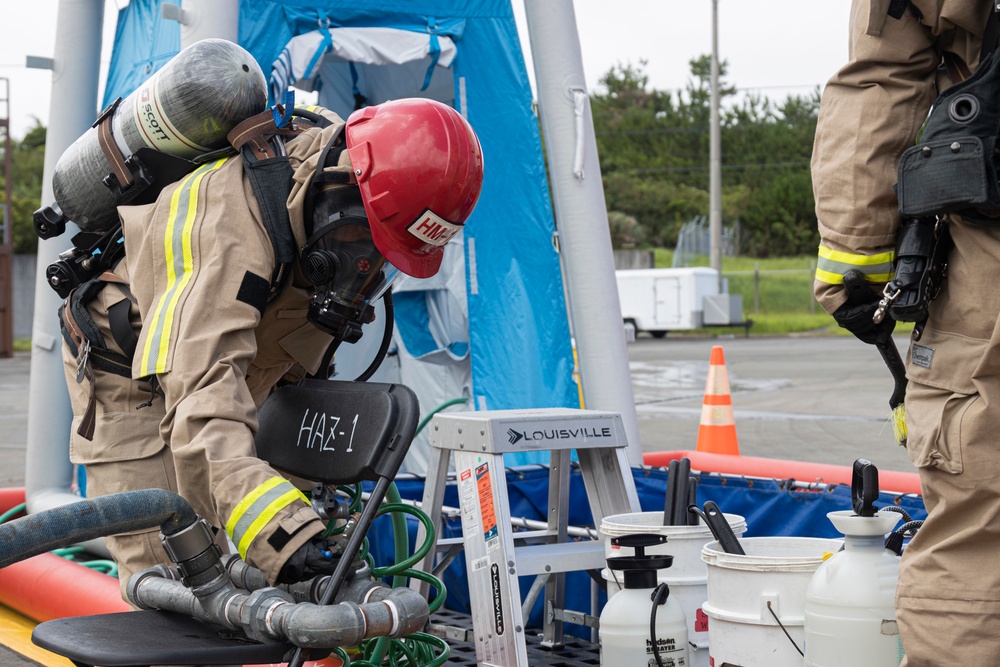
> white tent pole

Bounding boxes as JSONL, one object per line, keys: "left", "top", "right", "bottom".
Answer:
{"left": 522, "top": 0, "right": 643, "bottom": 466}
{"left": 25, "top": 0, "right": 105, "bottom": 515}
{"left": 175, "top": 0, "right": 239, "bottom": 47}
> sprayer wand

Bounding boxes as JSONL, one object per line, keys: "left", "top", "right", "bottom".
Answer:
{"left": 874, "top": 338, "right": 908, "bottom": 446}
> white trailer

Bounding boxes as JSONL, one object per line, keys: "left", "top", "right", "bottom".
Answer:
{"left": 616, "top": 267, "right": 744, "bottom": 337}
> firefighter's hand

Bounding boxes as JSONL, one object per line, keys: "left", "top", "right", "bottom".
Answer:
{"left": 276, "top": 536, "right": 339, "bottom": 584}
{"left": 832, "top": 270, "right": 896, "bottom": 345}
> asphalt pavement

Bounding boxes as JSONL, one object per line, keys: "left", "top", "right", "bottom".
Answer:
{"left": 627, "top": 333, "right": 914, "bottom": 474}
{"left": 0, "top": 352, "right": 30, "bottom": 488}
{"left": 0, "top": 333, "right": 917, "bottom": 490}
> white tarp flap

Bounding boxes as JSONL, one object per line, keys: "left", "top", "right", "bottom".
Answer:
{"left": 391, "top": 236, "right": 471, "bottom": 475}
{"left": 270, "top": 26, "right": 456, "bottom": 103}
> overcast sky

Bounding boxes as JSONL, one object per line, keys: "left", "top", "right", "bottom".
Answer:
{"left": 0, "top": 1, "right": 853, "bottom": 140}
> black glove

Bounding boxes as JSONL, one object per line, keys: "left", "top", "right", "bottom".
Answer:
{"left": 276, "top": 536, "right": 339, "bottom": 584}
{"left": 832, "top": 270, "right": 896, "bottom": 345}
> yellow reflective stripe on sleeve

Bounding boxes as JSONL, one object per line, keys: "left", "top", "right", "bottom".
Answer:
{"left": 815, "top": 245, "right": 894, "bottom": 285}
{"left": 226, "top": 477, "right": 309, "bottom": 560}
{"left": 817, "top": 246, "right": 894, "bottom": 265}
{"left": 138, "top": 158, "right": 228, "bottom": 376}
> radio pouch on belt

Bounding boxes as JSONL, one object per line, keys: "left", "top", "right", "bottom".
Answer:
{"left": 878, "top": 217, "right": 953, "bottom": 332}
{"left": 897, "top": 50, "right": 1000, "bottom": 224}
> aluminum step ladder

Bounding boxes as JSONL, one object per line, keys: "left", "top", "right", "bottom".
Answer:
{"left": 413, "top": 408, "right": 641, "bottom": 667}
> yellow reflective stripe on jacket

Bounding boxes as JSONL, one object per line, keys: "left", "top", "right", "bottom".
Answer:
{"left": 226, "top": 477, "right": 309, "bottom": 560}
{"left": 138, "top": 158, "right": 228, "bottom": 376}
{"left": 815, "top": 245, "right": 894, "bottom": 285}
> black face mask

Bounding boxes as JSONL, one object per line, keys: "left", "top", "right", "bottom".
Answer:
{"left": 301, "top": 188, "right": 399, "bottom": 343}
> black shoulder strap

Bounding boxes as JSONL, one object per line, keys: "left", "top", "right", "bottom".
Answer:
{"left": 103, "top": 272, "right": 139, "bottom": 361}
{"left": 227, "top": 106, "right": 349, "bottom": 299}
{"left": 229, "top": 111, "right": 298, "bottom": 262}
{"left": 60, "top": 274, "right": 136, "bottom": 378}
{"left": 59, "top": 271, "right": 138, "bottom": 441}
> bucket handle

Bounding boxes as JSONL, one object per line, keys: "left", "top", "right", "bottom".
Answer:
{"left": 764, "top": 599, "right": 804, "bottom": 657}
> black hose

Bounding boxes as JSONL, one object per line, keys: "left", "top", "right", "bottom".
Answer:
{"left": 354, "top": 289, "right": 394, "bottom": 382}
{"left": 0, "top": 489, "right": 197, "bottom": 568}
{"left": 314, "top": 338, "right": 341, "bottom": 380}
{"left": 310, "top": 289, "right": 394, "bottom": 382}
{"left": 649, "top": 583, "right": 670, "bottom": 667}
{"left": 879, "top": 505, "right": 913, "bottom": 524}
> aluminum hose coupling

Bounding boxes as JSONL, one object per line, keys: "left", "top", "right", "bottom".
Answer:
{"left": 161, "top": 517, "right": 227, "bottom": 594}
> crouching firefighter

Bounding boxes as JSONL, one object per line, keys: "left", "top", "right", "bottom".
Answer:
{"left": 54, "top": 98, "right": 485, "bottom": 599}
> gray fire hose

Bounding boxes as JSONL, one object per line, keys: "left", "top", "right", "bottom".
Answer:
{"left": 0, "top": 489, "right": 197, "bottom": 568}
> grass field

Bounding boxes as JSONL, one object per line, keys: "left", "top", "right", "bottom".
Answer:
{"left": 650, "top": 248, "right": 914, "bottom": 337}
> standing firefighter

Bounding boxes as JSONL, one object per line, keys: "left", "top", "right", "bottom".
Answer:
{"left": 56, "top": 91, "right": 484, "bottom": 594}
{"left": 812, "top": 1, "right": 1000, "bottom": 664}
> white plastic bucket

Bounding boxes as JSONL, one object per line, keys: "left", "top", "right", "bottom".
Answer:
{"left": 600, "top": 511, "right": 747, "bottom": 667}
{"left": 702, "top": 536, "right": 843, "bottom": 667}
{"left": 600, "top": 511, "right": 747, "bottom": 581}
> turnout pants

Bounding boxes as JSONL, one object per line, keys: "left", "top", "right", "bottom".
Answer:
{"left": 898, "top": 219, "right": 1000, "bottom": 665}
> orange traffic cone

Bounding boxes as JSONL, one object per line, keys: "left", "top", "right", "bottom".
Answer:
{"left": 696, "top": 345, "right": 740, "bottom": 455}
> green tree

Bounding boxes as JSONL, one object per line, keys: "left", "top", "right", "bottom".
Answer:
{"left": 607, "top": 210, "right": 645, "bottom": 248}
{"left": 2, "top": 120, "right": 46, "bottom": 254}
{"left": 591, "top": 58, "right": 820, "bottom": 256}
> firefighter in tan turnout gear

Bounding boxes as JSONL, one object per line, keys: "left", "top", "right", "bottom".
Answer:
{"left": 811, "top": 1, "right": 1000, "bottom": 663}
{"left": 58, "top": 98, "right": 484, "bottom": 595}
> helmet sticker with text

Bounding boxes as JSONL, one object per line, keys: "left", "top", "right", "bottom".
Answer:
{"left": 407, "top": 210, "right": 463, "bottom": 248}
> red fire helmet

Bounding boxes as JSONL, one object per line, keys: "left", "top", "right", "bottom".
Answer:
{"left": 345, "top": 98, "right": 485, "bottom": 278}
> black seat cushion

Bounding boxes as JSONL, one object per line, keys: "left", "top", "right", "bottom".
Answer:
{"left": 32, "top": 610, "right": 297, "bottom": 666}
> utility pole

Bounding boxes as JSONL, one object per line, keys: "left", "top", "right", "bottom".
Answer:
{"left": 709, "top": 0, "right": 723, "bottom": 291}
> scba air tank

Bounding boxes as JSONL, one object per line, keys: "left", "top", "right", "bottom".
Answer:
{"left": 601, "top": 534, "right": 689, "bottom": 666}
{"left": 52, "top": 38, "right": 267, "bottom": 231}
{"left": 803, "top": 509, "right": 903, "bottom": 667}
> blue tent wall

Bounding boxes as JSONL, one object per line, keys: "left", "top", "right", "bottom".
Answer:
{"left": 103, "top": 0, "right": 579, "bottom": 419}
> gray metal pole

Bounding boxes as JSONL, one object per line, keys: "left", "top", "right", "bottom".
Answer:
{"left": 709, "top": 0, "right": 723, "bottom": 291}
{"left": 522, "top": 0, "right": 642, "bottom": 466}
{"left": 25, "top": 0, "right": 104, "bottom": 515}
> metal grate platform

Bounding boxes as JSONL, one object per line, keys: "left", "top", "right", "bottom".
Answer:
{"left": 430, "top": 609, "right": 600, "bottom": 667}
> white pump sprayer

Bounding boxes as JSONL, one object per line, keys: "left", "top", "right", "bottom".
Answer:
{"left": 803, "top": 459, "right": 906, "bottom": 667}
{"left": 600, "top": 533, "right": 690, "bottom": 666}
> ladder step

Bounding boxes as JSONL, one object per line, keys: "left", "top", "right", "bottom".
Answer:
{"left": 512, "top": 540, "right": 607, "bottom": 576}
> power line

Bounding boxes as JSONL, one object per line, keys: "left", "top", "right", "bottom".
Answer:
{"left": 615, "top": 161, "right": 810, "bottom": 174}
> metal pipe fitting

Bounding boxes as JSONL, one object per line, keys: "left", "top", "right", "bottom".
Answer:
{"left": 273, "top": 586, "right": 430, "bottom": 648}
{"left": 223, "top": 554, "right": 378, "bottom": 605}
{"left": 127, "top": 567, "right": 430, "bottom": 649}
